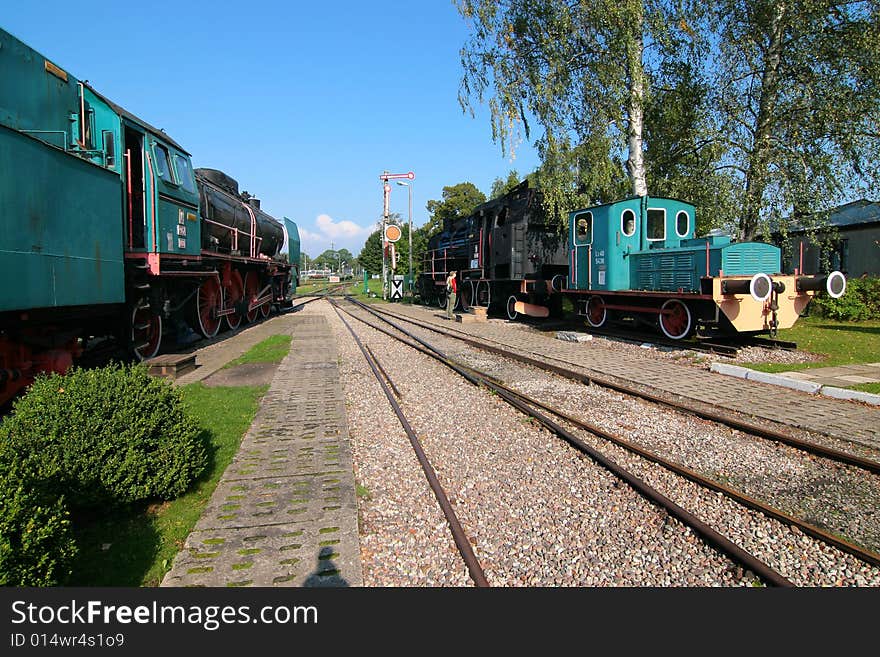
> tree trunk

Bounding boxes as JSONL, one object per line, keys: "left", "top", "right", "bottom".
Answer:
{"left": 626, "top": 18, "right": 648, "bottom": 197}
{"left": 741, "top": 1, "right": 786, "bottom": 242}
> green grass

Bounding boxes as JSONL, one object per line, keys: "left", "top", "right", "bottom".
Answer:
{"left": 742, "top": 316, "right": 880, "bottom": 393}
{"left": 225, "top": 334, "right": 291, "bottom": 368}
{"left": 67, "top": 383, "right": 267, "bottom": 586}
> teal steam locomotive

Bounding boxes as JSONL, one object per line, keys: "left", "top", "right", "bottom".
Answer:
{"left": 0, "top": 27, "right": 300, "bottom": 407}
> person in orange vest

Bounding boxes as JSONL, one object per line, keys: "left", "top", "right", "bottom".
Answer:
{"left": 445, "top": 270, "right": 457, "bottom": 319}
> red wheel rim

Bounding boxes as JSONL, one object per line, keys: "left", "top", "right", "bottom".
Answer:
{"left": 196, "top": 277, "right": 222, "bottom": 337}
{"left": 132, "top": 306, "right": 162, "bottom": 360}
{"left": 225, "top": 270, "right": 244, "bottom": 330}
{"left": 260, "top": 295, "right": 271, "bottom": 318}
{"left": 659, "top": 299, "right": 692, "bottom": 340}
{"left": 243, "top": 271, "right": 259, "bottom": 323}
{"left": 586, "top": 296, "right": 606, "bottom": 327}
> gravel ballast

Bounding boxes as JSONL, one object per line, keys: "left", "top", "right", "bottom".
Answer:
{"left": 319, "top": 300, "right": 880, "bottom": 586}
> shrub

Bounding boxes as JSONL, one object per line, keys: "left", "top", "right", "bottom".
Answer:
{"left": 0, "top": 363, "right": 207, "bottom": 510}
{"left": 811, "top": 276, "right": 880, "bottom": 321}
{"left": 0, "top": 460, "right": 76, "bottom": 586}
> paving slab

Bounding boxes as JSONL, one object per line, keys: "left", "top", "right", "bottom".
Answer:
{"left": 162, "top": 310, "right": 362, "bottom": 587}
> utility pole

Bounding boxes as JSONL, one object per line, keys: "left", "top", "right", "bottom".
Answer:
{"left": 397, "top": 180, "right": 413, "bottom": 296}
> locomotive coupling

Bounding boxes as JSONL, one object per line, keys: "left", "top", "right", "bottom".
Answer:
{"left": 796, "top": 271, "right": 847, "bottom": 299}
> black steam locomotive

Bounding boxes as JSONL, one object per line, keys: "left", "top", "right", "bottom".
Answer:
{"left": 417, "top": 181, "right": 569, "bottom": 319}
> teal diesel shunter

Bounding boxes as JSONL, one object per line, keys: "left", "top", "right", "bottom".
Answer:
{"left": 564, "top": 196, "right": 845, "bottom": 339}
{"left": 0, "top": 27, "right": 300, "bottom": 407}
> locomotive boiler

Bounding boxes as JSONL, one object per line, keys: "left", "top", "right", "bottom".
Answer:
{"left": 196, "top": 168, "right": 285, "bottom": 257}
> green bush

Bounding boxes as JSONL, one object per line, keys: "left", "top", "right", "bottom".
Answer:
{"left": 0, "top": 461, "right": 76, "bottom": 586}
{"left": 0, "top": 364, "right": 207, "bottom": 510}
{"left": 811, "top": 276, "right": 880, "bottom": 321}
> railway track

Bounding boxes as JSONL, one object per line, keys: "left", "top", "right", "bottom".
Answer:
{"left": 329, "top": 298, "right": 880, "bottom": 585}
{"left": 369, "top": 302, "right": 880, "bottom": 471}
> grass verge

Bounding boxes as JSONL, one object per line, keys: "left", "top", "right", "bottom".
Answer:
{"left": 225, "top": 335, "right": 292, "bottom": 368}
{"left": 742, "top": 316, "right": 880, "bottom": 393}
{"left": 67, "top": 383, "right": 268, "bottom": 586}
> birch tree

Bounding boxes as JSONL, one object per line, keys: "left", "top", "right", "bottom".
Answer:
{"left": 457, "top": 0, "right": 695, "bottom": 219}
{"left": 711, "top": 0, "right": 880, "bottom": 241}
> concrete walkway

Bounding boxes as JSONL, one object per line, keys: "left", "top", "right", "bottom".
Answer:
{"left": 161, "top": 309, "right": 362, "bottom": 587}
{"left": 777, "top": 363, "right": 880, "bottom": 387}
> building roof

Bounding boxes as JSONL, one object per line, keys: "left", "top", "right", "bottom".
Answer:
{"left": 788, "top": 199, "right": 880, "bottom": 233}
{"left": 827, "top": 199, "right": 880, "bottom": 228}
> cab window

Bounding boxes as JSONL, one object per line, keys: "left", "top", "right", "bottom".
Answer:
{"left": 621, "top": 209, "right": 636, "bottom": 237}
{"left": 574, "top": 211, "right": 592, "bottom": 244}
{"left": 676, "top": 210, "right": 690, "bottom": 237}
{"left": 647, "top": 208, "right": 665, "bottom": 241}
{"left": 153, "top": 143, "right": 174, "bottom": 183}
{"left": 173, "top": 153, "right": 196, "bottom": 193}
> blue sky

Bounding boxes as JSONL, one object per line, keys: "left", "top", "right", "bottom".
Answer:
{"left": 3, "top": 1, "right": 542, "bottom": 259}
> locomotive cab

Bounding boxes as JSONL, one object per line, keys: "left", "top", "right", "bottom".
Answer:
{"left": 568, "top": 196, "right": 697, "bottom": 292}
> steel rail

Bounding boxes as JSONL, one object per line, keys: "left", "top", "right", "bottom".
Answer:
{"left": 459, "top": 367, "right": 880, "bottom": 569}
{"left": 364, "top": 344, "right": 401, "bottom": 398}
{"left": 336, "top": 299, "right": 793, "bottom": 587}
{"left": 351, "top": 301, "right": 880, "bottom": 571}
{"left": 329, "top": 302, "right": 490, "bottom": 587}
{"left": 366, "top": 302, "right": 880, "bottom": 475}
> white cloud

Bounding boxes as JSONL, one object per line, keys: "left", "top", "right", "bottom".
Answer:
{"left": 288, "top": 214, "right": 374, "bottom": 256}
{"left": 315, "top": 214, "right": 371, "bottom": 239}
{"left": 298, "top": 227, "right": 324, "bottom": 243}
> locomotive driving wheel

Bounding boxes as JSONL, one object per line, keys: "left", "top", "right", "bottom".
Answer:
{"left": 458, "top": 283, "right": 472, "bottom": 312}
{"left": 584, "top": 295, "right": 607, "bottom": 328}
{"left": 224, "top": 270, "right": 245, "bottom": 331}
{"left": 192, "top": 276, "right": 222, "bottom": 338}
{"left": 243, "top": 271, "right": 260, "bottom": 323}
{"left": 475, "top": 280, "right": 491, "bottom": 308}
{"left": 659, "top": 298, "right": 693, "bottom": 340}
{"left": 131, "top": 304, "right": 162, "bottom": 360}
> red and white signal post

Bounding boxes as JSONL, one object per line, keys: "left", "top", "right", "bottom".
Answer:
{"left": 379, "top": 171, "right": 414, "bottom": 299}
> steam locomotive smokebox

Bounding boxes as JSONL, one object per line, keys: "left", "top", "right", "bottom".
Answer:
{"left": 195, "top": 168, "right": 284, "bottom": 257}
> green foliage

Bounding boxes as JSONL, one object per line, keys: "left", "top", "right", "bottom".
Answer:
{"left": 458, "top": 1, "right": 880, "bottom": 240}
{"left": 312, "top": 247, "right": 353, "bottom": 271}
{"left": 534, "top": 131, "right": 630, "bottom": 224}
{"left": 0, "top": 364, "right": 207, "bottom": 510}
{"left": 490, "top": 170, "right": 526, "bottom": 199}
{"left": 811, "top": 276, "right": 880, "bottom": 321}
{"left": 707, "top": 1, "right": 880, "bottom": 240}
{"left": 69, "top": 383, "right": 267, "bottom": 586}
{"left": 458, "top": 0, "right": 697, "bottom": 205}
{"left": 358, "top": 228, "right": 384, "bottom": 276}
{"left": 423, "top": 182, "right": 486, "bottom": 238}
{"left": 0, "top": 461, "right": 76, "bottom": 586}
{"left": 645, "top": 58, "right": 739, "bottom": 235}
